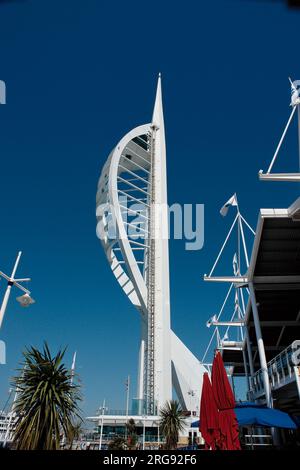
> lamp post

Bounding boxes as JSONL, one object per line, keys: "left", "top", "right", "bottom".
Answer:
{"left": 99, "top": 399, "right": 106, "bottom": 451}
{"left": 125, "top": 375, "right": 130, "bottom": 418}
{"left": 125, "top": 375, "right": 130, "bottom": 441}
{"left": 0, "top": 251, "right": 35, "bottom": 329}
{"left": 142, "top": 415, "right": 146, "bottom": 450}
{"left": 187, "top": 389, "right": 195, "bottom": 413}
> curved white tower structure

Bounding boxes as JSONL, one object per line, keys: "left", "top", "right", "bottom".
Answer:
{"left": 96, "top": 76, "right": 207, "bottom": 415}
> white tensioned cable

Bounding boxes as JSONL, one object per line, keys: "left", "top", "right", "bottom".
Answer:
{"left": 208, "top": 213, "right": 239, "bottom": 277}
{"left": 201, "top": 283, "right": 234, "bottom": 362}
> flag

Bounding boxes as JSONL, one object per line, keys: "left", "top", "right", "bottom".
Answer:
{"left": 220, "top": 194, "right": 237, "bottom": 217}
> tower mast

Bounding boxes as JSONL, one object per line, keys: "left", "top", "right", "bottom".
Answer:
{"left": 146, "top": 75, "right": 172, "bottom": 413}
{"left": 96, "top": 76, "right": 207, "bottom": 418}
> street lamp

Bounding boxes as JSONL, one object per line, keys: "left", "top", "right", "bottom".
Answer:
{"left": 16, "top": 293, "right": 35, "bottom": 307}
{"left": 156, "top": 420, "right": 160, "bottom": 449}
{"left": 0, "top": 251, "right": 34, "bottom": 330}
{"left": 99, "top": 399, "right": 106, "bottom": 451}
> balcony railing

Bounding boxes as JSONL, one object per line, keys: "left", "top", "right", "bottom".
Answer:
{"left": 250, "top": 342, "right": 300, "bottom": 400}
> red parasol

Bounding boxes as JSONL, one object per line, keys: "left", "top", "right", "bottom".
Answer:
{"left": 199, "top": 372, "right": 220, "bottom": 450}
{"left": 211, "top": 351, "right": 241, "bottom": 450}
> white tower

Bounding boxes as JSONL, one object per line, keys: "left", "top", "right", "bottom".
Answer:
{"left": 96, "top": 76, "right": 207, "bottom": 415}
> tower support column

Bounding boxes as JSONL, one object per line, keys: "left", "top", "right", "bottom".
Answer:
{"left": 248, "top": 282, "right": 272, "bottom": 408}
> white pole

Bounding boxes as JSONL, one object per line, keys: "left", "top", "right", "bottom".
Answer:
{"left": 238, "top": 216, "right": 249, "bottom": 268}
{"left": 0, "top": 286, "right": 13, "bottom": 330}
{"left": 242, "top": 349, "right": 251, "bottom": 391}
{"left": 293, "top": 366, "right": 300, "bottom": 400}
{"left": 248, "top": 283, "right": 272, "bottom": 408}
{"left": 125, "top": 375, "right": 130, "bottom": 441}
{"left": 240, "top": 288, "right": 255, "bottom": 377}
{"left": 236, "top": 289, "right": 251, "bottom": 390}
{"left": 70, "top": 351, "right": 76, "bottom": 385}
{"left": 298, "top": 105, "right": 300, "bottom": 171}
{"left": 61, "top": 352, "right": 77, "bottom": 448}
{"left": 245, "top": 330, "right": 255, "bottom": 377}
{"left": 157, "top": 422, "right": 160, "bottom": 449}
{"left": 238, "top": 211, "right": 241, "bottom": 274}
{"left": 142, "top": 416, "right": 146, "bottom": 450}
{"left": 137, "top": 336, "right": 145, "bottom": 400}
{"left": 236, "top": 208, "right": 254, "bottom": 388}
{"left": 0, "top": 252, "right": 22, "bottom": 330}
{"left": 126, "top": 375, "right": 130, "bottom": 418}
{"left": 99, "top": 399, "right": 105, "bottom": 451}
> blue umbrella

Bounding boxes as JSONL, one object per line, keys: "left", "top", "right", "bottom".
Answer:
{"left": 192, "top": 402, "right": 298, "bottom": 430}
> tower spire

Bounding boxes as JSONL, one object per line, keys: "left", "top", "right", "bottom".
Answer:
{"left": 152, "top": 73, "right": 164, "bottom": 129}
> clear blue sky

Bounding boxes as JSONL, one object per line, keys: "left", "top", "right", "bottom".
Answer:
{"left": 0, "top": 0, "right": 299, "bottom": 417}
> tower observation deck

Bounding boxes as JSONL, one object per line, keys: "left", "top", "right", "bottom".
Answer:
{"left": 96, "top": 76, "right": 207, "bottom": 415}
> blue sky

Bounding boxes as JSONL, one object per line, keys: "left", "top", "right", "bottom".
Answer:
{"left": 0, "top": 0, "right": 299, "bottom": 417}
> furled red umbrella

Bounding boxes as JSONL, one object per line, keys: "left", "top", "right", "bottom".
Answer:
{"left": 211, "top": 352, "right": 241, "bottom": 450}
{"left": 199, "top": 372, "right": 220, "bottom": 450}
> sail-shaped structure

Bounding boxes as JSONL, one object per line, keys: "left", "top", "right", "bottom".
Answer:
{"left": 96, "top": 76, "right": 207, "bottom": 415}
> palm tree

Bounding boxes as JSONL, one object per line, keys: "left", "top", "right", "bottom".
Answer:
{"left": 126, "top": 418, "right": 137, "bottom": 448}
{"left": 11, "top": 342, "right": 81, "bottom": 450}
{"left": 67, "top": 420, "right": 84, "bottom": 450}
{"left": 126, "top": 418, "right": 136, "bottom": 435}
{"left": 159, "top": 400, "right": 186, "bottom": 450}
{"left": 108, "top": 436, "right": 128, "bottom": 450}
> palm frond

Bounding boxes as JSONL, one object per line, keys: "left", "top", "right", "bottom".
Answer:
{"left": 159, "top": 400, "right": 187, "bottom": 450}
{"left": 11, "top": 342, "right": 82, "bottom": 450}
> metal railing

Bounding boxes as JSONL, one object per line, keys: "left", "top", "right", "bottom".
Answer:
{"left": 244, "top": 433, "right": 273, "bottom": 449}
{"left": 250, "top": 342, "right": 300, "bottom": 400}
{"left": 96, "top": 409, "right": 130, "bottom": 416}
